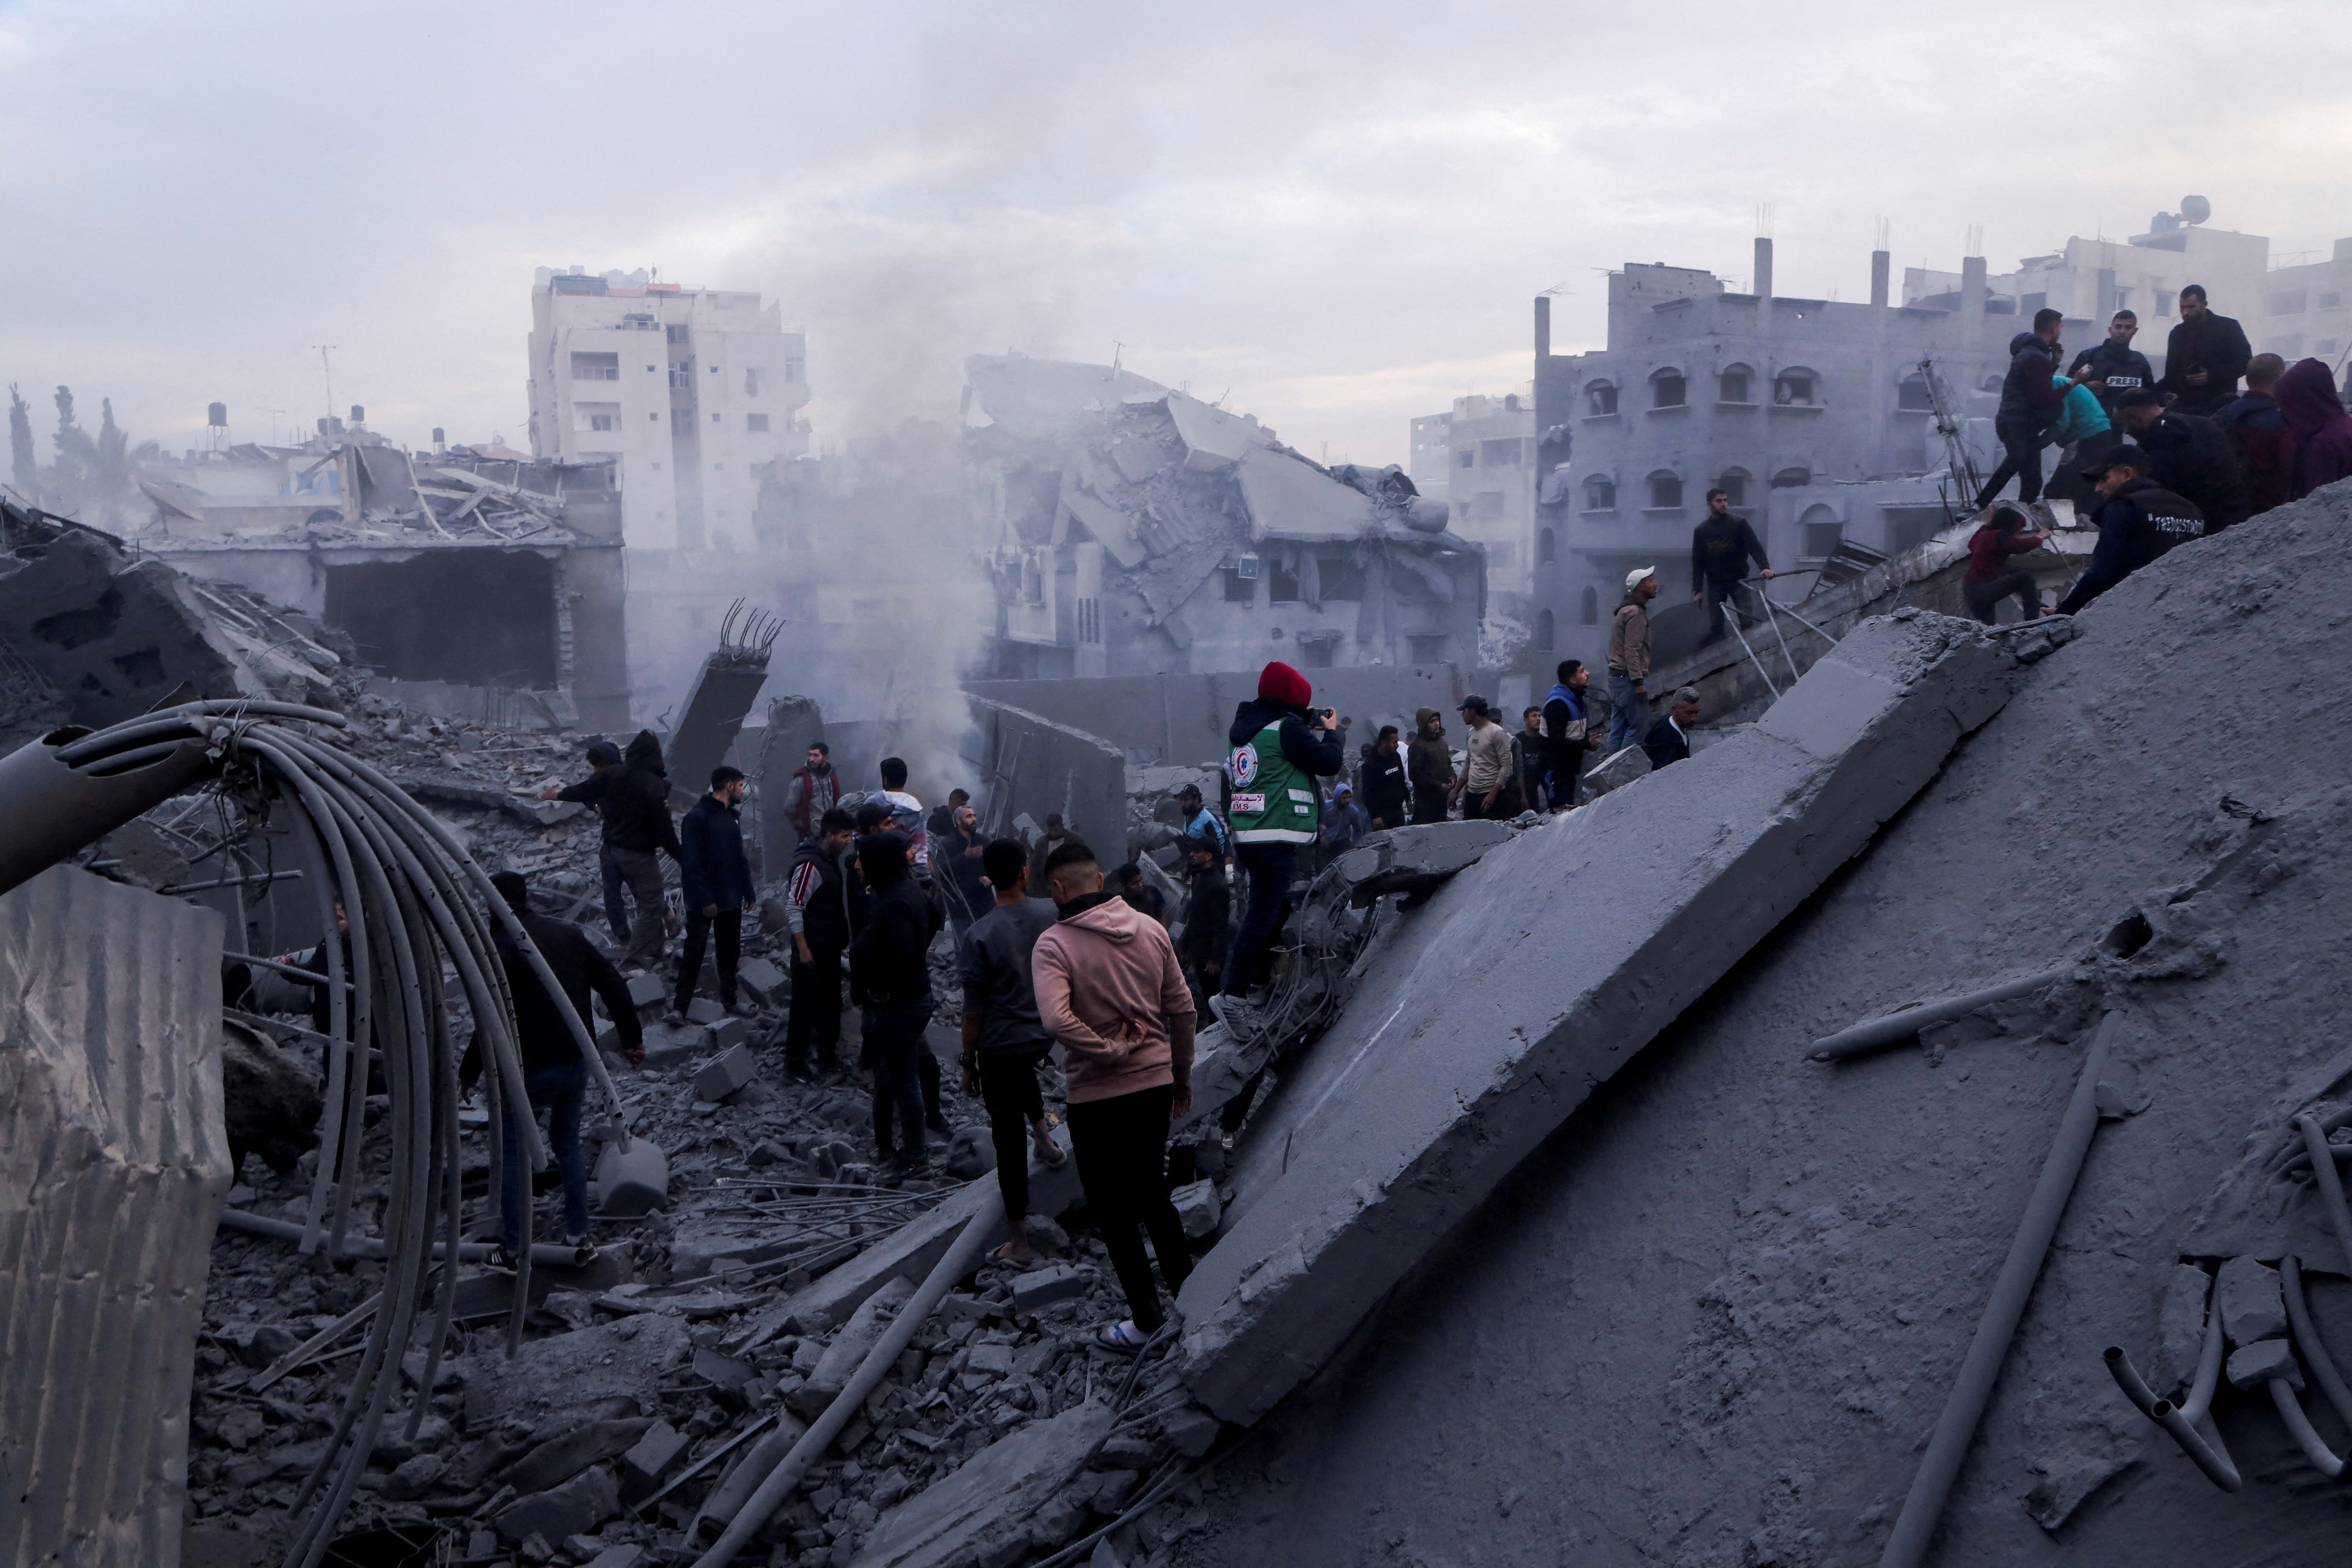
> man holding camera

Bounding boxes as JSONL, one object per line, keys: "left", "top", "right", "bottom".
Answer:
{"left": 1209, "top": 661, "right": 1343, "bottom": 1044}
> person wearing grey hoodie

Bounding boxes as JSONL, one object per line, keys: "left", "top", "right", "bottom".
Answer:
{"left": 1030, "top": 836, "right": 1197, "bottom": 1351}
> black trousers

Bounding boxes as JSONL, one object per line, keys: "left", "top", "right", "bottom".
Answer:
{"left": 1700, "top": 576, "right": 1756, "bottom": 645}
{"left": 1550, "top": 745, "right": 1586, "bottom": 810}
{"left": 1407, "top": 791, "right": 1448, "bottom": 825}
{"left": 1066, "top": 1084, "right": 1190, "bottom": 1332}
{"left": 676, "top": 906, "right": 741, "bottom": 1012}
{"left": 977, "top": 1047, "right": 1049, "bottom": 1221}
{"left": 1964, "top": 571, "right": 2040, "bottom": 625}
{"left": 1975, "top": 427, "right": 2045, "bottom": 508}
{"left": 866, "top": 1001, "right": 933, "bottom": 1167}
{"left": 863, "top": 1008, "right": 943, "bottom": 1149}
{"left": 1463, "top": 777, "right": 1522, "bottom": 820}
{"left": 1223, "top": 841, "right": 1295, "bottom": 997}
{"left": 785, "top": 942, "right": 844, "bottom": 1069}
{"left": 597, "top": 844, "right": 630, "bottom": 945}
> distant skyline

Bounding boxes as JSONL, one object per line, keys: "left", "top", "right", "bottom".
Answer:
{"left": 3, "top": 0, "right": 2347, "bottom": 472}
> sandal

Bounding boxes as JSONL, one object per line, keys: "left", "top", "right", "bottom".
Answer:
{"left": 1093, "top": 1319, "right": 1152, "bottom": 1352}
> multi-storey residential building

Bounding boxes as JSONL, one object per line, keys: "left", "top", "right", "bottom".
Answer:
{"left": 525, "top": 267, "right": 810, "bottom": 552}
{"left": 1408, "top": 411, "right": 1454, "bottom": 503}
{"left": 1435, "top": 393, "right": 1535, "bottom": 599}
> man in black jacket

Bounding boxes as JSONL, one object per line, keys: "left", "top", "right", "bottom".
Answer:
{"left": 2055, "top": 445, "right": 2206, "bottom": 615}
{"left": 482, "top": 871, "right": 642, "bottom": 1258}
{"left": 2068, "top": 310, "right": 2157, "bottom": 416}
{"left": 545, "top": 729, "right": 680, "bottom": 972}
{"left": 1177, "top": 834, "right": 1231, "bottom": 1006}
{"left": 850, "top": 829, "right": 945, "bottom": 1177}
{"left": 1542, "top": 659, "right": 1603, "bottom": 810}
{"left": 1357, "top": 726, "right": 1409, "bottom": 830}
{"left": 2159, "top": 286, "right": 2254, "bottom": 417}
{"left": 784, "top": 808, "right": 858, "bottom": 1079}
{"left": 1976, "top": 312, "right": 2097, "bottom": 509}
{"left": 1211, "top": 661, "right": 1343, "bottom": 1042}
{"left": 1689, "top": 489, "right": 1776, "bottom": 646}
{"left": 674, "top": 765, "right": 753, "bottom": 1020}
{"left": 540, "top": 739, "right": 627, "bottom": 942}
{"left": 2113, "top": 390, "right": 2251, "bottom": 530}
{"left": 1643, "top": 687, "right": 1702, "bottom": 771}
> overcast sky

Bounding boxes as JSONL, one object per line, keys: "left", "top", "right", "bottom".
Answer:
{"left": 3, "top": 0, "right": 2347, "bottom": 468}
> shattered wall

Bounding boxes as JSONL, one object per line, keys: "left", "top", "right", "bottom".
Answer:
{"left": 0, "top": 865, "right": 230, "bottom": 1568}
{"left": 963, "top": 696, "right": 1128, "bottom": 858}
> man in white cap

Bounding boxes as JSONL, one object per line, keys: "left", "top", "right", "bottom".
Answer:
{"left": 1606, "top": 567, "right": 1659, "bottom": 754}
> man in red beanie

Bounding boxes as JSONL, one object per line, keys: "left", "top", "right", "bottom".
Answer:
{"left": 1211, "top": 661, "right": 1343, "bottom": 1042}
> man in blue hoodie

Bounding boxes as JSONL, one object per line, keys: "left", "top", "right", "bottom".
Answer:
{"left": 1210, "top": 661, "right": 1342, "bottom": 1042}
{"left": 1541, "top": 659, "right": 1603, "bottom": 810}
{"left": 1975, "top": 311, "right": 2098, "bottom": 511}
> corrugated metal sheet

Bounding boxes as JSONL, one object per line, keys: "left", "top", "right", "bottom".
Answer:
{"left": 0, "top": 865, "right": 229, "bottom": 1568}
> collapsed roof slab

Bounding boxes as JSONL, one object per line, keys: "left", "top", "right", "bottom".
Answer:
{"left": 1176, "top": 610, "right": 2018, "bottom": 1424}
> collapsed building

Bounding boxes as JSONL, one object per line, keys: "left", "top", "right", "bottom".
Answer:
{"left": 965, "top": 354, "right": 1486, "bottom": 680}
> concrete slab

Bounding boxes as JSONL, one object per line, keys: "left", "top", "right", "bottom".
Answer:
{"left": 1175, "top": 613, "right": 2015, "bottom": 1423}
{"left": 1579, "top": 743, "right": 1650, "bottom": 800}
{"left": 692, "top": 1043, "right": 758, "bottom": 1103}
{"left": 707, "top": 1016, "right": 751, "bottom": 1051}
{"left": 1008, "top": 1263, "right": 1089, "bottom": 1313}
{"left": 2216, "top": 1255, "right": 2286, "bottom": 1347}
{"left": 851, "top": 1401, "right": 1115, "bottom": 1568}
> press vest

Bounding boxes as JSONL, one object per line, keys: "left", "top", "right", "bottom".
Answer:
{"left": 1226, "top": 720, "right": 1319, "bottom": 845}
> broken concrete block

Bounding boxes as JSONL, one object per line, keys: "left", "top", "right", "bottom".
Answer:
{"left": 1161, "top": 1406, "right": 1220, "bottom": 1459}
{"left": 851, "top": 1401, "right": 1114, "bottom": 1568}
{"left": 466, "top": 1315, "right": 687, "bottom": 1432}
{"left": 708, "top": 1016, "right": 751, "bottom": 1051}
{"left": 1170, "top": 1179, "right": 1220, "bottom": 1241}
{"left": 1578, "top": 743, "right": 1650, "bottom": 801}
{"left": 504, "top": 1418, "right": 652, "bottom": 1496}
{"left": 584, "top": 1544, "right": 647, "bottom": 1568}
{"left": 637, "top": 1022, "right": 703, "bottom": 1070}
{"left": 2226, "top": 1337, "right": 2302, "bottom": 1391}
{"left": 594, "top": 1137, "right": 670, "bottom": 1217}
{"left": 792, "top": 1278, "right": 916, "bottom": 1418}
{"left": 625, "top": 973, "right": 668, "bottom": 1013}
{"left": 1177, "top": 614, "right": 2016, "bottom": 1424}
{"left": 686, "top": 997, "right": 726, "bottom": 1025}
{"left": 692, "top": 1043, "right": 759, "bottom": 1103}
{"left": 736, "top": 956, "right": 789, "bottom": 1007}
{"left": 966, "top": 1342, "right": 1016, "bottom": 1376}
{"left": 1009, "top": 1263, "right": 1089, "bottom": 1314}
{"left": 2155, "top": 1264, "right": 2215, "bottom": 1397}
{"left": 618, "top": 1420, "right": 688, "bottom": 1504}
{"left": 495, "top": 1462, "right": 621, "bottom": 1544}
{"left": 1332, "top": 818, "right": 1516, "bottom": 905}
{"left": 2216, "top": 1255, "right": 2287, "bottom": 1347}
{"left": 945, "top": 1124, "right": 996, "bottom": 1181}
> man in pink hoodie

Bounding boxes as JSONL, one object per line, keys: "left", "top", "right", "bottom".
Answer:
{"left": 1030, "top": 836, "right": 1198, "bottom": 1351}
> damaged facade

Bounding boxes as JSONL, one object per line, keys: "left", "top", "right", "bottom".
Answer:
{"left": 965, "top": 354, "right": 1485, "bottom": 680}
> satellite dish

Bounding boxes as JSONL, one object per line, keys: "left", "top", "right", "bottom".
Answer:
{"left": 2180, "top": 195, "right": 2211, "bottom": 225}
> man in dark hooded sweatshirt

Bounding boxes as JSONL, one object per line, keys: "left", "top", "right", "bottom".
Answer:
{"left": 542, "top": 738, "right": 628, "bottom": 943}
{"left": 2277, "top": 357, "right": 2352, "bottom": 500}
{"left": 1210, "top": 661, "right": 1342, "bottom": 1042}
{"left": 850, "top": 828, "right": 943, "bottom": 1178}
{"left": 2215, "top": 354, "right": 2297, "bottom": 517}
{"left": 547, "top": 730, "right": 679, "bottom": 971}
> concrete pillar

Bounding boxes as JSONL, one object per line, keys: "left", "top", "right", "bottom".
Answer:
{"left": 1960, "top": 255, "right": 1990, "bottom": 387}
{"left": 1754, "top": 237, "right": 1774, "bottom": 335}
{"left": 1534, "top": 295, "right": 1551, "bottom": 363}
{"left": 1870, "top": 250, "right": 1891, "bottom": 309}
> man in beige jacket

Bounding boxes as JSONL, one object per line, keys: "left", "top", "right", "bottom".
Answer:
{"left": 1031, "top": 837, "right": 1198, "bottom": 1351}
{"left": 1606, "top": 565, "right": 1659, "bottom": 753}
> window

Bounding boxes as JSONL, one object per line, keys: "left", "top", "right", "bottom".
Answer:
{"left": 1799, "top": 504, "right": 1843, "bottom": 559}
{"left": 1586, "top": 381, "right": 1618, "bottom": 416}
{"left": 1718, "top": 365, "right": 1752, "bottom": 403}
{"left": 570, "top": 351, "right": 620, "bottom": 381}
{"left": 1771, "top": 466, "right": 1813, "bottom": 489}
{"left": 1406, "top": 633, "right": 1447, "bottom": 662}
{"left": 1897, "top": 373, "right": 1934, "bottom": 410}
{"left": 589, "top": 413, "right": 615, "bottom": 431}
{"left": 745, "top": 368, "right": 764, "bottom": 396}
{"left": 1224, "top": 569, "right": 1256, "bottom": 603}
{"left": 2272, "top": 334, "right": 2304, "bottom": 357}
{"left": 1267, "top": 556, "right": 1300, "bottom": 603}
{"left": 666, "top": 324, "right": 690, "bottom": 343}
{"left": 1716, "top": 469, "right": 1750, "bottom": 506}
{"left": 1650, "top": 369, "right": 1686, "bottom": 409}
{"left": 1772, "top": 369, "right": 1817, "bottom": 406}
{"left": 1584, "top": 476, "right": 1616, "bottom": 511}
{"left": 2156, "top": 289, "right": 2174, "bottom": 318}
{"left": 1580, "top": 586, "right": 1599, "bottom": 626}
{"left": 1646, "top": 471, "right": 1683, "bottom": 510}
{"left": 1536, "top": 608, "right": 1554, "bottom": 651}
{"left": 1472, "top": 491, "right": 1506, "bottom": 520}
{"left": 710, "top": 363, "right": 720, "bottom": 375}
{"left": 649, "top": 412, "right": 660, "bottom": 422}
{"left": 1458, "top": 449, "right": 1476, "bottom": 469}
{"left": 712, "top": 412, "right": 722, "bottom": 423}
{"left": 1479, "top": 438, "right": 1524, "bottom": 465}
{"left": 1315, "top": 547, "right": 1364, "bottom": 600}
{"left": 2269, "top": 292, "right": 2308, "bottom": 316}
{"left": 785, "top": 358, "right": 805, "bottom": 382}
{"left": 647, "top": 364, "right": 658, "bottom": 372}
{"left": 2319, "top": 340, "right": 2342, "bottom": 358}
{"left": 1537, "top": 527, "right": 1555, "bottom": 564}
{"left": 747, "top": 413, "right": 771, "bottom": 432}
{"left": 2322, "top": 292, "right": 2344, "bottom": 310}
{"left": 573, "top": 403, "right": 620, "bottom": 435}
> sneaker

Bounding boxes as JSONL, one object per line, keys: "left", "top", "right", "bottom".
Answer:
{"left": 1208, "top": 993, "right": 1255, "bottom": 1042}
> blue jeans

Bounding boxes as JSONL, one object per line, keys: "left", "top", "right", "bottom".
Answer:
{"left": 867, "top": 999, "right": 934, "bottom": 1168}
{"left": 1606, "top": 671, "right": 1646, "bottom": 754}
{"left": 501, "top": 1060, "right": 588, "bottom": 1252}
{"left": 1224, "top": 841, "right": 1296, "bottom": 997}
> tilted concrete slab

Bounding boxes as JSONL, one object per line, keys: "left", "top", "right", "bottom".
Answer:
{"left": 1175, "top": 612, "right": 2016, "bottom": 1423}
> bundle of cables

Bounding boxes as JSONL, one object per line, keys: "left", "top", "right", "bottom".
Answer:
{"left": 3, "top": 699, "right": 631, "bottom": 1568}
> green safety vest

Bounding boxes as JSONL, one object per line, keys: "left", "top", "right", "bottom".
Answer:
{"left": 1227, "top": 720, "right": 1319, "bottom": 845}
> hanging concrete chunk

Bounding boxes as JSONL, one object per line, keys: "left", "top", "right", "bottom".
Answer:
{"left": 1175, "top": 613, "right": 2016, "bottom": 1424}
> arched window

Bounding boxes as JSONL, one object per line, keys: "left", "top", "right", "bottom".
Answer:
{"left": 1584, "top": 475, "right": 1617, "bottom": 511}
{"left": 1536, "top": 608, "right": 1555, "bottom": 650}
{"left": 1980, "top": 374, "right": 2004, "bottom": 394}
{"left": 1647, "top": 470, "right": 1683, "bottom": 510}
{"left": 1585, "top": 381, "right": 1618, "bottom": 416}
{"left": 1649, "top": 368, "right": 1686, "bottom": 409}
{"left": 1799, "top": 503, "right": 1844, "bottom": 559}
{"left": 1537, "top": 526, "right": 1556, "bottom": 564}
{"left": 1773, "top": 368, "right": 1818, "bottom": 406}
{"left": 1718, "top": 364, "right": 1753, "bottom": 403}
{"left": 1580, "top": 586, "right": 1600, "bottom": 626}
{"left": 1897, "top": 373, "right": 1934, "bottom": 410}
{"left": 1716, "top": 468, "right": 1751, "bottom": 506}
{"left": 1770, "top": 466, "right": 1813, "bottom": 490}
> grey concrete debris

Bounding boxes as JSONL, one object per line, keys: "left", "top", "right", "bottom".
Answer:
{"left": 2225, "top": 1338, "right": 2302, "bottom": 1392}
{"left": 1008, "top": 1263, "right": 1090, "bottom": 1314}
{"left": 693, "top": 1042, "right": 760, "bottom": 1103}
{"left": 2156, "top": 1264, "right": 2216, "bottom": 1398}
{"left": 1179, "top": 613, "right": 2016, "bottom": 1423}
{"left": 594, "top": 1137, "right": 672, "bottom": 1216}
{"left": 1170, "top": 1179, "right": 1221, "bottom": 1241}
{"left": 851, "top": 1400, "right": 1115, "bottom": 1568}
{"left": 494, "top": 1461, "right": 622, "bottom": 1544}
{"left": 218, "top": 1013, "right": 324, "bottom": 1177}
{"left": 1576, "top": 742, "right": 1650, "bottom": 800}
{"left": 618, "top": 1420, "right": 689, "bottom": 1503}
{"left": 2214, "top": 1255, "right": 2287, "bottom": 1347}
{"left": 736, "top": 955, "right": 789, "bottom": 1007}
{"left": 795, "top": 1279, "right": 918, "bottom": 1419}
{"left": 507, "top": 1417, "right": 656, "bottom": 1495}
{"left": 1330, "top": 818, "right": 1516, "bottom": 907}
{"left": 466, "top": 1315, "right": 691, "bottom": 1432}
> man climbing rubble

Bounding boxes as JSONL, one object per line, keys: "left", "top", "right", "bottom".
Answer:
{"left": 780, "top": 740, "right": 840, "bottom": 845}
{"left": 1031, "top": 836, "right": 1197, "bottom": 1352}
{"left": 850, "top": 827, "right": 944, "bottom": 1180}
{"left": 784, "top": 807, "right": 859, "bottom": 1081}
{"left": 672, "top": 765, "right": 755, "bottom": 1022}
{"left": 1211, "top": 661, "right": 1343, "bottom": 1043}
{"left": 541, "top": 729, "right": 680, "bottom": 970}
{"left": 2055, "top": 443, "right": 2207, "bottom": 615}
{"left": 473, "top": 870, "right": 641, "bottom": 1263}
{"left": 959, "top": 837, "right": 1069, "bottom": 1266}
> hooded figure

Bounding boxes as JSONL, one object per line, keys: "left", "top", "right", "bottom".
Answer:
{"left": 1405, "top": 706, "right": 1455, "bottom": 824}
{"left": 608, "top": 731, "right": 683, "bottom": 857}
{"left": 2277, "top": 357, "right": 2352, "bottom": 501}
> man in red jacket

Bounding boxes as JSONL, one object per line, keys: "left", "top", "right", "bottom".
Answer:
{"left": 1031, "top": 837, "right": 1197, "bottom": 1352}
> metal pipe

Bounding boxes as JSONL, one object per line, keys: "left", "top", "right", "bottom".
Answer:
{"left": 2267, "top": 1378, "right": 2350, "bottom": 1480}
{"left": 1811, "top": 967, "right": 2073, "bottom": 1061}
{"left": 2282, "top": 1253, "right": 2352, "bottom": 1433}
{"left": 688, "top": 1188, "right": 1008, "bottom": 1567}
{"left": 163, "top": 869, "right": 304, "bottom": 895}
{"left": 2153, "top": 1397, "right": 2244, "bottom": 1491}
{"left": 2298, "top": 1115, "right": 2352, "bottom": 1278}
{"left": 0, "top": 732, "right": 214, "bottom": 898}
{"left": 1879, "top": 1010, "right": 2119, "bottom": 1568}
{"left": 1720, "top": 599, "right": 1782, "bottom": 700}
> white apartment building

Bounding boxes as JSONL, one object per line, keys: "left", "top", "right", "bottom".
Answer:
{"left": 1408, "top": 411, "right": 1454, "bottom": 503}
{"left": 1406, "top": 392, "right": 1536, "bottom": 599}
{"left": 526, "top": 268, "right": 811, "bottom": 551}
